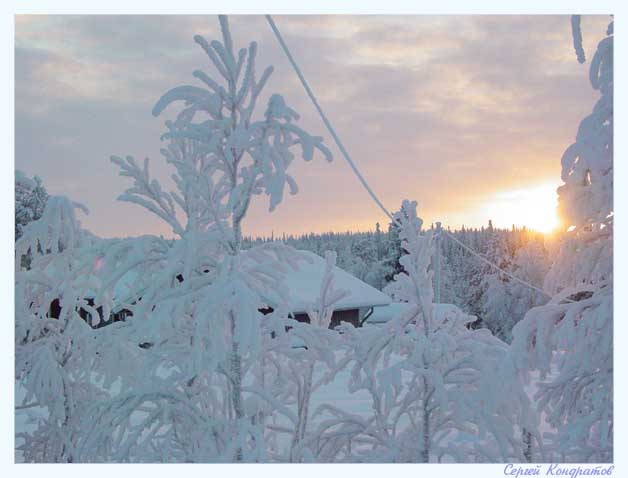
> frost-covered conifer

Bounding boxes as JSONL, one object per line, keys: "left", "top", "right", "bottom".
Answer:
{"left": 511, "top": 17, "right": 613, "bottom": 462}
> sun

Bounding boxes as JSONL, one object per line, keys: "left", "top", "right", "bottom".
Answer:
{"left": 479, "top": 181, "right": 561, "bottom": 234}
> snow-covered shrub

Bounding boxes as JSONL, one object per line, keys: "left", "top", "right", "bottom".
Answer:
{"left": 311, "top": 201, "right": 537, "bottom": 462}
{"left": 511, "top": 16, "right": 613, "bottom": 462}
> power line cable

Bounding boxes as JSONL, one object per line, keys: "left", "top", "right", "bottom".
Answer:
{"left": 441, "top": 230, "right": 569, "bottom": 301}
{"left": 265, "top": 14, "right": 566, "bottom": 303}
{"left": 265, "top": 15, "right": 395, "bottom": 222}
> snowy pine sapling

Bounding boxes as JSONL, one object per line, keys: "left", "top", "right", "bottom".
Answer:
{"left": 312, "top": 201, "right": 537, "bottom": 462}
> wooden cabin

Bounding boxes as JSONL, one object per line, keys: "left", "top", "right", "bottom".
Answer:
{"left": 48, "top": 250, "right": 391, "bottom": 331}
{"left": 266, "top": 250, "right": 391, "bottom": 329}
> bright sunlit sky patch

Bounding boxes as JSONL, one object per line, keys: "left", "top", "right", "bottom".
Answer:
{"left": 14, "top": 14, "right": 610, "bottom": 238}
{"left": 454, "top": 181, "right": 561, "bottom": 234}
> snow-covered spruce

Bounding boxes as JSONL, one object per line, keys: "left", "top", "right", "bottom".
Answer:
{"left": 511, "top": 17, "right": 613, "bottom": 463}
{"left": 482, "top": 237, "right": 549, "bottom": 343}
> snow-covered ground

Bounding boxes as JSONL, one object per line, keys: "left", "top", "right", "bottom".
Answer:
{"left": 15, "top": 327, "right": 558, "bottom": 463}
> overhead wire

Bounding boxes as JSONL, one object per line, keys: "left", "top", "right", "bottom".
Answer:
{"left": 265, "top": 14, "right": 566, "bottom": 302}
{"left": 439, "top": 230, "right": 558, "bottom": 301}
{"left": 265, "top": 15, "right": 395, "bottom": 222}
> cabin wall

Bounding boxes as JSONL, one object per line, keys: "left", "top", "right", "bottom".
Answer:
{"left": 48, "top": 299, "right": 363, "bottom": 331}
{"left": 294, "top": 308, "right": 360, "bottom": 329}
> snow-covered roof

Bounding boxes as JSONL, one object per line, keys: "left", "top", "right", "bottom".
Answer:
{"left": 75, "top": 249, "right": 391, "bottom": 314}
{"left": 276, "top": 250, "right": 391, "bottom": 313}
{"left": 41, "top": 259, "right": 141, "bottom": 307}
{"left": 110, "top": 270, "right": 140, "bottom": 304}
{"left": 366, "top": 302, "right": 414, "bottom": 323}
{"left": 365, "top": 302, "right": 463, "bottom": 324}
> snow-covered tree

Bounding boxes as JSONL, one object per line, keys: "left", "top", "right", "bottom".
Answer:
{"left": 504, "top": 240, "right": 550, "bottom": 340}
{"left": 15, "top": 170, "right": 48, "bottom": 241}
{"left": 481, "top": 238, "right": 550, "bottom": 343}
{"left": 511, "top": 16, "right": 613, "bottom": 462}
{"left": 480, "top": 229, "right": 513, "bottom": 333}
{"left": 88, "top": 15, "right": 330, "bottom": 462}
{"left": 15, "top": 196, "right": 103, "bottom": 462}
{"left": 482, "top": 272, "right": 511, "bottom": 339}
{"left": 312, "top": 201, "right": 537, "bottom": 462}
{"left": 16, "top": 15, "right": 332, "bottom": 463}
{"left": 383, "top": 204, "right": 405, "bottom": 283}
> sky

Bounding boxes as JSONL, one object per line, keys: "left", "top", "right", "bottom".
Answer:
{"left": 14, "top": 14, "right": 610, "bottom": 238}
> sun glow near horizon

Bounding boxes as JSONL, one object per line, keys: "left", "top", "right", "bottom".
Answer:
{"left": 246, "top": 180, "right": 564, "bottom": 238}
{"left": 476, "top": 181, "right": 561, "bottom": 234}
